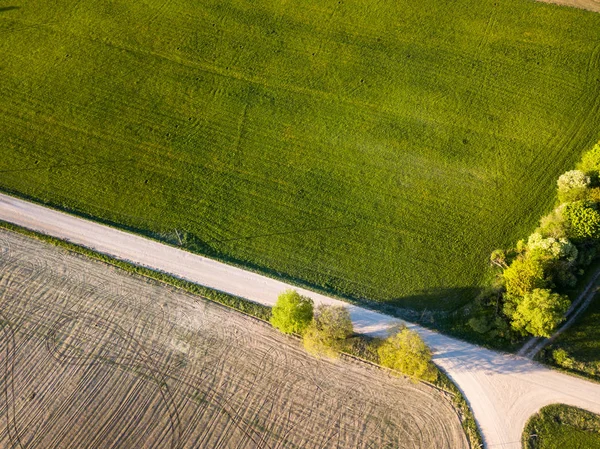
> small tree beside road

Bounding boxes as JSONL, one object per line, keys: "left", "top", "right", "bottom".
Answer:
{"left": 303, "top": 304, "right": 353, "bottom": 359}
{"left": 377, "top": 325, "right": 437, "bottom": 382}
{"left": 270, "top": 290, "right": 314, "bottom": 335}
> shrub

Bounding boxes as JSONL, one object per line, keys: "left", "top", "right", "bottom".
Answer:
{"left": 490, "top": 249, "right": 508, "bottom": 268}
{"left": 510, "top": 288, "right": 570, "bottom": 337}
{"left": 378, "top": 325, "right": 437, "bottom": 382}
{"left": 586, "top": 186, "right": 600, "bottom": 203}
{"left": 468, "top": 316, "right": 493, "bottom": 334}
{"left": 302, "top": 304, "right": 353, "bottom": 358}
{"left": 557, "top": 170, "right": 590, "bottom": 203}
{"left": 548, "top": 260, "right": 577, "bottom": 288}
{"left": 270, "top": 290, "right": 314, "bottom": 335}
{"left": 563, "top": 200, "right": 600, "bottom": 241}
{"left": 502, "top": 257, "right": 547, "bottom": 297}
{"left": 552, "top": 348, "right": 575, "bottom": 369}
{"left": 577, "top": 142, "right": 600, "bottom": 183}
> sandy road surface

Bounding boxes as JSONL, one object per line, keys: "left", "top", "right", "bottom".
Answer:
{"left": 3, "top": 192, "right": 600, "bottom": 448}
{"left": 537, "top": 0, "right": 600, "bottom": 13}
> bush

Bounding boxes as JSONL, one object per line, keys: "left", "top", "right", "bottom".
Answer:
{"left": 302, "top": 304, "right": 353, "bottom": 358}
{"left": 563, "top": 200, "right": 600, "bottom": 241}
{"left": 557, "top": 170, "right": 590, "bottom": 203}
{"left": 378, "top": 325, "right": 437, "bottom": 382}
{"left": 510, "top": 288, "right": 570, "bottom": 337}
{"left": 577, "top": 142, "right": 600, "bottom": 183}
{"left": 270, "top": 290, "right": 314, "bottom": 335}
{"left": 490, "top": 249, "right": 508, "bottom": 268}
{"left": 587, "top": 186, "right": 600, "bottom": 203}
{"left": 503, "top": 257, "right": 547, "bottom": 297}
{"left": 552, "top": 348, "right": 575, "bottom": 369}
{"left": 468, "top": 316, "right": 493, "bottom": 334}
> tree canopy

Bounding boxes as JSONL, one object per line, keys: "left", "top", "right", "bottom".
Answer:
{"left": 564, "top": 201, "right": 600, "bottom": 241}
{"left": 302, "top": 304, "right": 353, "bottom": 359}
{"left": 270, "top": 290, "right": 314, "bottom": 335}
{"left": 502, "top": 257, "right": 547, "bottom": 297}
{"left": 377, "top": 326, "right": 437, "bottom": 382}
{"left": 510, "top": 288, "right": 570, "bottom": 337}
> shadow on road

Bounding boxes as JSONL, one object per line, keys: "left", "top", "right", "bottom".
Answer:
{"left": 431, "top": 338, "right": 541, "bottom": 375}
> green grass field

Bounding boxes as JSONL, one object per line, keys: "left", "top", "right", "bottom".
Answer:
{"left": 523, "top": 404, "right": 600, "bottom": 449}
{"left": 1, "top": 0, "right": 600, "bottom": 315}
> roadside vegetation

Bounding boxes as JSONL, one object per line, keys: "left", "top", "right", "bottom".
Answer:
{"left": 523, "top": 404, "right": 600, "bottom": 449}
{"left": 2, "top": 0, "right": 600, "bottom": 327}
{"left": 469, "top": 142, "right": 600, "bottom": 345}
{"left": 268, "top": 288, "right": 481, "bottom": 447}
{"left": 270, "top": 290, "right": 314, "bottom": 335}
{"left": 540, "top": 290, "right": 600, "bottom": 381}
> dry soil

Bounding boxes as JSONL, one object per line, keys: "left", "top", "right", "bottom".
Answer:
{"left": 0, "top": 230, "right": 467, "bottom": 449}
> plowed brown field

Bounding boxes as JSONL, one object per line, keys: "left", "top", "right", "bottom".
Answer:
{"left": 0, "top": 230, "right": 467, "bottom": 449}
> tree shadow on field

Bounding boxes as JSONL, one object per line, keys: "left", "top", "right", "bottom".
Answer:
{"left": 0, "top": 6, "right": 20, "bottom": 13}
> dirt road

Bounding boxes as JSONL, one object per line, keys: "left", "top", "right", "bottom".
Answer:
{"left": 537, "top": 0, "right": 600, "bottom": 13}
{"left": 3, "top": 192, "right": 600, "bottom": 448}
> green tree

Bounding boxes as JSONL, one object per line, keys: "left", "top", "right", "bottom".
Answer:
{"left": 303, "top": 304, "right": 353, "bottom": 358}
{"left": 556, "top": 170, "right": 590, "bottom": 203}
{"left": 377, "top": 326, "right": 437, "bottom": 382}
{"left": 502, "top": 257, "right": 547, "bottom": 297}
{"left": 552, "top": 348, "right": 575, "bottom": 369}
{"left": 577, "top": 142, "right": 600, "bottom": 183}
{"left": 538, "top": 206, "right": 568, "bottom": 239}
{"left": 510, "top": 288, "right": 570, "bottom": 337}
{"left": 270, "top": 290, "right": 314, "bottom": 335}
{"left": 564, "top": 200, "right": 600, "bottom": 241}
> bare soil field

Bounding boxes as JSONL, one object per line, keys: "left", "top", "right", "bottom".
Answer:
{"left": 537, "top": 0, "right": 600, "bottom": 13}
{"left": 0, "top": 230, "right": 467, "bottom": 449}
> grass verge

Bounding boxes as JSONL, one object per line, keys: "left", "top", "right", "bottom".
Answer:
{"left": 538, "top": 290, "right": 600, "bottom": 381}
{"left": 523, "top": 404, "right": 600, "bottom": 449}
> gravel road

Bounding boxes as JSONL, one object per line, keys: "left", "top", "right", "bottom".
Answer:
{"left": 3, "top": 192, "right": 600, "bottom": 448}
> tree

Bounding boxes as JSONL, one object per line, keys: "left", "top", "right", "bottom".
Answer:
{"left": 510, "top": 288, "right": 570, "bottom": 337}
{"left": 270, "top": 290, "right": 314, "bottom": 335}
{"left": 502, "top": 257, "right": 547, "bottom": 297}
{"left": 490, "top": 249, "right": 508, "bottom": 269}
{"left": 526, "top": 232, "right": 577, "bottom": 263}
{"left": 377, "top": 325, "right": 437, "bottom": 382}
{"left": 564, "top": 200, "right": 600, "bottom": 241}
{"left": 538, "top": 206, "right": 568, "bottom": 239}
{"left": 577, "top": 143, "right": 600, "bottom": 183}
{"left": 557, "top": 170, "right": 590, "bottom": 203}
{"left": 303, "top": 304, "right": 353, "bottom": 358}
